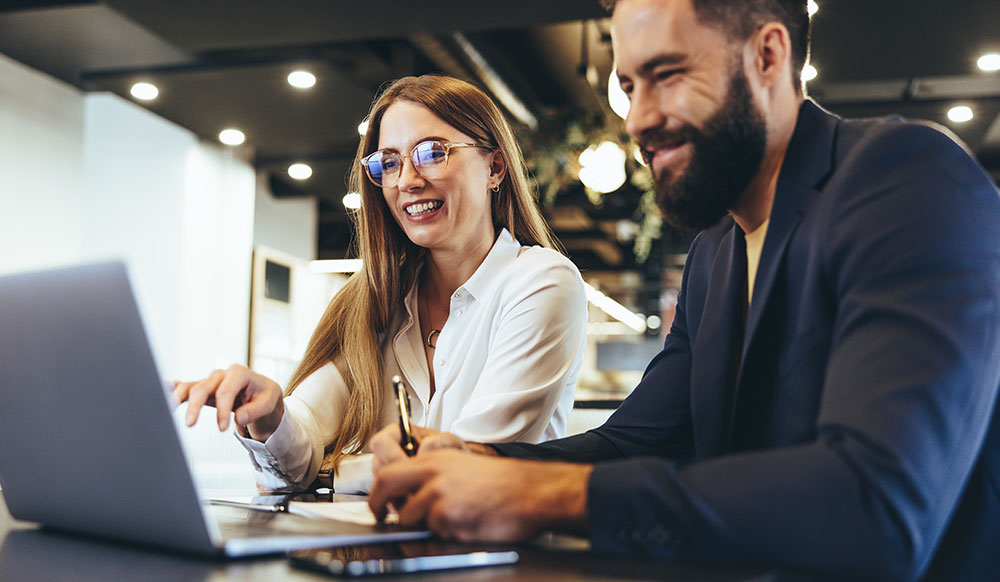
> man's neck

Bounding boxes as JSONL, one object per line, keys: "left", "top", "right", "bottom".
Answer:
{"left": 731, "top": 97, "right": 803, "bottom": 233}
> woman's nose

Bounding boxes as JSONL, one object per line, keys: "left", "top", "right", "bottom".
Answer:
{"left": 395, "top": 155, "right": 425, "bottom": 190}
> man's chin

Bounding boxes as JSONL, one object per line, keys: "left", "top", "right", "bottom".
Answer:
{"left": 655, "top": 184, "right": 729, "bottom": 231}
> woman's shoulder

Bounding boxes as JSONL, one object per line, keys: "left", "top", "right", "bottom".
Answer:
{"left": 502, "top": 245, "right": 584, "bottom": 292}
{"left": 512, "top": 245, "right": 581, "bottom": 275}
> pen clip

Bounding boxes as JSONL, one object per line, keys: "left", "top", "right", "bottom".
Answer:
{"left": 392, "top": 375, "right": 418, "bottom": 457}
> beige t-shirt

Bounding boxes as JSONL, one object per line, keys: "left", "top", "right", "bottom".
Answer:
{"left": 745, "top": 218, "right": 770, "bottom": 305}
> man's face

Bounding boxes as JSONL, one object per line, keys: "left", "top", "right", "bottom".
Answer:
{"left": 613, "top": 0, "right": 767, "bottom": 231}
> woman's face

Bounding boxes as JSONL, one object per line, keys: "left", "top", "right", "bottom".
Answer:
{"left": 376, "top": 100, "right": 499, "bottom": 256}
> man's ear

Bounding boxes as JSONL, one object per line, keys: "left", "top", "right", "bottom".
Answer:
{"left": 749, "top": 22, "right": 793, "bottom": 91}
{"left": 489, "top": 150, "right": 507, "bottom": 190}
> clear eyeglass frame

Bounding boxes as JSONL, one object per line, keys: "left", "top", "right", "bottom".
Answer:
{"left": 360, "top": 140, "right": 487, "bottom": 188}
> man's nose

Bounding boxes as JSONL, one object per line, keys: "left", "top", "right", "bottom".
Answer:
{"left": 624, "top": 89, "right": 666, "bottom": 142}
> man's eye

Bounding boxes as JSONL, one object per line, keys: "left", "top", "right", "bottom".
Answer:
{"left": 655, "top": 69, "right": 681, "bottom": 81}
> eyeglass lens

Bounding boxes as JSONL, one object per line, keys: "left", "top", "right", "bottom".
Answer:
{"left": 365, "top": 141, "right": 450, "bottom": 187}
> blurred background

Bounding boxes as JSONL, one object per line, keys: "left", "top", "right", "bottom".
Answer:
{"left": 1, "top": 0, "right": 998, "bottom": 492}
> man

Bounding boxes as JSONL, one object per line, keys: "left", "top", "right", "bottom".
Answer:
{"left": 368, "top": 0, "right": 1000, "bottom": 579}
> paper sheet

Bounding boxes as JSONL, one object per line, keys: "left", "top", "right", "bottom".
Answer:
{"left": 287, "top": 501, "right": 399, "bottom": 525}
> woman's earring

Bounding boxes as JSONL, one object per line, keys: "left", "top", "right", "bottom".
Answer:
{"left": 491, "top": 183, "right": 500, "bottom": 193}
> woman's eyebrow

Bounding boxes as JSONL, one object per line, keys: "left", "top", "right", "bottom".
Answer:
{"left": 377, "top": 135, "right": 450, "bottom": 151}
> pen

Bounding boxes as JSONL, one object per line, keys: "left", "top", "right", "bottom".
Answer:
{"left": 392, "top": 375, "right": 418, "bottom": 456}
{"left": 207, "top": 499, "right": 288, "bottom": 513}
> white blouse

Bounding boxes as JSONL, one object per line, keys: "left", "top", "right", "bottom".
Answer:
{"left": 237, "top": 230, "right": 588, "bottom": 493}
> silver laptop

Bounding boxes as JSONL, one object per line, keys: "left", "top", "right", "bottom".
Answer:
{"left": 0, "top": 261, "right": 429, "bottom": 557}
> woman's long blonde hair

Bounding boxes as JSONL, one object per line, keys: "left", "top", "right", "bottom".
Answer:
{"left": 284, "top": 75, "right": 558, "bottom": 471}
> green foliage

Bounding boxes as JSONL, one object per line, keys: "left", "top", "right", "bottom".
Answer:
{"left": 520, "top": 108, "right": 662, "bottom": 262}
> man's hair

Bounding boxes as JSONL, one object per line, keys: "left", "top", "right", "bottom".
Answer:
{"left": 602, "top": 0, "right": 811, "bottom": 92}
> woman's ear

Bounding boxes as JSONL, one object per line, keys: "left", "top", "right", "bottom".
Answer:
{"left": 489, "top": 150, "right": 507, "bottom": 190}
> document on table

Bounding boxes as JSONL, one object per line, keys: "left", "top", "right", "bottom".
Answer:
{"left": 288, "top": 501, "right": 399, "bottom": 525}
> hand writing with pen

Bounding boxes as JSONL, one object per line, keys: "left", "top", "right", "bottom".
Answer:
{"left": 367, "top": 418, "right": 591, "bottom": 543}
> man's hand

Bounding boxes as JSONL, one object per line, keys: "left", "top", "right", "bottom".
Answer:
{"left": 369, "top": 424, "right": 499, "bottom": 472}
{"left": 368, "top": 449, "right": 592, "bottom": 542}
{"left": 172, "top": 364, "right": 284, "bottom": 440}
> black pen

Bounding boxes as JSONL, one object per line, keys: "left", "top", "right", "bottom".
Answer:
{"left": 392, "top": 375, "right": 418, "bottom": 456}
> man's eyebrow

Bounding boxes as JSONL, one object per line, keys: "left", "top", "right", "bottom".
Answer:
{"left": 637, "top": 53, "right": 688, "bottom": 74}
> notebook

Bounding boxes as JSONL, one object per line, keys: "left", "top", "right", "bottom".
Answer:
{"left": 0, "top": 261, "right": 430, "bottom": 557}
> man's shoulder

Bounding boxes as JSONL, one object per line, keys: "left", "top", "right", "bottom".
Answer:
{"left": 834, "top": 113, "right": 975, "bottom": 172}
{"left": 817, "top": 110, "right": 998, "bottom": 217}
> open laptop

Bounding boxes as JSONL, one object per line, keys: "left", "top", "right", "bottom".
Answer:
{"left": 0, "top": 261, "right": 430, "bottom": 557}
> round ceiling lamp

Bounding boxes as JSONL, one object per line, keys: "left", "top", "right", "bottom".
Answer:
{"left": 578, "top": 141, "right": 628, "bottom": 194}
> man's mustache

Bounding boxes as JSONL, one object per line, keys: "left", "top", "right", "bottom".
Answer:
{"left": 635, "top": 124, "right": 701, "bottom": 166}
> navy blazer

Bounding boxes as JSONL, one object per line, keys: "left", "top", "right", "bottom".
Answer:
{"left": 495, "top": 101, "right": 1000, "bottom": 580}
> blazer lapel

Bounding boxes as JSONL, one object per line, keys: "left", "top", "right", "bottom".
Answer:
{"left": 731, "top": 101, "right": 838, "bottom": 439}
{"left": 690, "top": 224, "right": 748, "bottom": 458}
{"left": 740, "top": 101, "right": 837, "bottom": 365}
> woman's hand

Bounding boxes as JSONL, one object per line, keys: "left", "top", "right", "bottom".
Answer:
{"left": 172, "top": 364, "right": 284, "bottom": 441}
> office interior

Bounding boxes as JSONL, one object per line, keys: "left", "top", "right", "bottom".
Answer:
{"left": 1, "top": 0, "right": 998, "bottom": 493}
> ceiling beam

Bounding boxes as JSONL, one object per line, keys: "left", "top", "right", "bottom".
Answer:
{"left": 812, "top": 74, "right": 1000, "bottom": 105}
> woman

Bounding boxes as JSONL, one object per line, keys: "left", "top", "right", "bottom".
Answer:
{"left": 175, "top": 75, "right": 587, "bottom": 493}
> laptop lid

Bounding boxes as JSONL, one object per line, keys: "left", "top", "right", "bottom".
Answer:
{"left": 0, "top": 262, "right": 428, "bottom": 557}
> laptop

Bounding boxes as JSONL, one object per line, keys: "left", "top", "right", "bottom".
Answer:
{"left": 0, "top": 261, "right": 430, "bottom": 557}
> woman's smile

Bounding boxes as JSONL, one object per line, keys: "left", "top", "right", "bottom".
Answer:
{"left": 403, "top": 199, "right": 445, "bottom": 220}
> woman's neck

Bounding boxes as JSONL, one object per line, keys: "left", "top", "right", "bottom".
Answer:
{"left": 422, "top": 232, "right": 496, "bottom": 302}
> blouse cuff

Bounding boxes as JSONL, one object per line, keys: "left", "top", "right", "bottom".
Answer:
{"left": 234, "top": 401, "right": 313, "bottom": 487}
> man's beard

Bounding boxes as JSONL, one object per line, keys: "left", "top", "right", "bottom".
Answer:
{"left": 640, "top": 67, "right": 767, "bottom": 232}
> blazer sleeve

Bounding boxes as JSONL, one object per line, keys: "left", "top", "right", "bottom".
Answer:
{"left": 584, "top": 124, "right": 1000, "bottom": 580}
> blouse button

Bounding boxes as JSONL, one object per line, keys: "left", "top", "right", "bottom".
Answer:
{"left": 455, "top": 309, "right": 463, "bottom": 317}
{"left": 437, "top": 359, "right": 445, "bottom": 367}
{"left": 454, "top": 291, "right": 462, "bottom": 299}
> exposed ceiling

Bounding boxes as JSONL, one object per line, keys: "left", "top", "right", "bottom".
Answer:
{"left": 2, "top": 0, "right": 999, "bottom": 309}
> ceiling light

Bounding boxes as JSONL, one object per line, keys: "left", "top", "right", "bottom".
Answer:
{"left": 646, "top": 314, "right": 662, "bottom": 330}
{"left": 578, "top": 141, "right": 627, "bottom": 194}
{"left": 807, "top": 0, "right": 819, "bottom": 17}
{"left": 130, "top": 82, "right": 158, "bottom": 101}
{"left": 947, "top": 105, "right": 974, "bottom": 123}
{"left": 287, "top": 163, "right": 313, "bottom": 180}
{"left": 342, "top": 192, "right": 362, "bottom": 209}
{"left": 218, "top": 128, "right": 245, "bottom": 146}
{"left": 287, "top": 70, "right": 316, "bottom": 89}
{"left": 978, "top": 53, "right": 1000, "bottom": 72}
{"left": 633, "top": 146, "right": 646, "bottom": 166}
{"left": 607, "top": 68, "right": 630, "bottom": 120}
{"left": 357, "top": 119, "right": 369, "bottom": 136}
{"left": 801, "top": 64, "right": 818, "bottom": 82}
{"left": 584, "top": 282, "right": 646, "bottom": 333}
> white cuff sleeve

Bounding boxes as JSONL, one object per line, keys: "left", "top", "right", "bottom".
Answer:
{"left": 234, "top": 399, "right": 320, "bottom": 491}
{"left": 332, "top": 454, "right": 375, "bottom": 494}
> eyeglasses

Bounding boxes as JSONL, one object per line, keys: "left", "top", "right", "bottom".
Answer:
{"left": 360, "top": 140, "right": 487, "bottom": 188}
